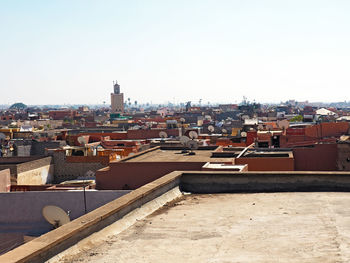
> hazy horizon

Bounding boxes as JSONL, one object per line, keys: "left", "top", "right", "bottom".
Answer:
{"left": 1, "top": 1, "right": 350, "bottom": 105}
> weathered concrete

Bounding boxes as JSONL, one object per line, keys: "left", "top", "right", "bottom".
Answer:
{"left": 180, "top": 171, "right": 350, "bottom": 193}
{"left": 3, "top": 171, "right": 350, "bottom": 262}
{"left": 0, "top": 171, "right": 182, "bottom": 263}
{"left": 55, "top": 193, "right": 350, "bottom": 263}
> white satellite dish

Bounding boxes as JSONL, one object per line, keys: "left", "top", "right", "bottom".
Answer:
{"left": 208, "top": 125, "right": 215, "bottom": 133}
{"left": 187, "top": 140, "right": 199, "bottom": 150}
{"left": 241, "top": 131, "right": 247, "bottom": 137}
{"left": 0, "top": 133, "right": 6, "bottom": 140}
{"left": 277, "top": 120, "right": 290, "bottom": 130}
{"left": 42, "top": 205, "right": 70, "bottom": 228}
{"left": 187, "top": 140, "right": 198, "bottom": 155}
{"left": 180, "top": 118, "right": 186, "bottom": 123}
{"left": 179, "top": 136, "right": 190, "bottom": 145}
{"left": 189, "top": 131, "right": 198, "bottom": 139}
{"left": 222, "top": 128, "right": 227, "bottom": 134}
{"left": 159, "top": 131, "right": 168, "bottom": 139}
{"left": 77, "top": 136, "right": 88, "bottom": 146}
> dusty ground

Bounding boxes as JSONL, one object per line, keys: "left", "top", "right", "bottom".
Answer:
{"left": 56, "top": 192, "right": 350, "bottom": 263}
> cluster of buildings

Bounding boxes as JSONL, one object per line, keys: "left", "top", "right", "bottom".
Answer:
{"left": 1, "top": 82, "right": 350, "bottom": 261}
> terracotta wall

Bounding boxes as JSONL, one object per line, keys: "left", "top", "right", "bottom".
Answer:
{"left": 234, "top": 157, "right": 294, "bottom": 171}
{"left": 96, "top": 162, "right": 204, "bottom": 190}
{"left": 293, "top": 144, "right": 337, "bottom": 171}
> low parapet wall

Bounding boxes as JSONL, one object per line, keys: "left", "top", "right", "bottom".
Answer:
{"left": 0, "top": 172, "right": 182, "bottom": 263}
{"left": 180, "top": 171, "right": 350, "bottom": 193}
{"left": 3, "top": 171, "right": 350, "bottom": 262}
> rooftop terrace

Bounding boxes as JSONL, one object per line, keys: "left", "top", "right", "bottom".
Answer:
{"left": 3, "top": 171, "right": 350, "bottom": 263}
{"left": 57, "top": 192, "right": 350, "bottom": 263}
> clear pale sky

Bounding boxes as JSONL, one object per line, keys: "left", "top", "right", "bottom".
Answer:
{"left": 1, "top": 0, "right": 350, "bottom": 105}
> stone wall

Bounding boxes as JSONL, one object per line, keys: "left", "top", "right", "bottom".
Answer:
{"left": 337, "top": 143, "right": 350, "bottom": 171}
{"left": 0, "top": 157, "right": 53, "bottom": 185}
{"left": 52, "top": 151, "right": 108, "bottom": 183}
{"left": 0, "top": 169, "right": 10, "bottom": 192}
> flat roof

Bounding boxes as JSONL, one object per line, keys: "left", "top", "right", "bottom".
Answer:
{"left": 61, "top": 192, "right": 350, "bottom": 262}
{"left": 124, "top": 149, "right": 231, "bottom": 163}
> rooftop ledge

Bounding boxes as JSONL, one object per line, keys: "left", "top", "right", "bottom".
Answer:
{"left": 3, "top": 170, "right": 350, "bottom": 263}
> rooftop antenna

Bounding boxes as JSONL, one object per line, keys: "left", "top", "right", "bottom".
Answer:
{"left": 42, "top": 205, "right": 70, "bottom": 229}
{"left": 179, "top": 135, "right": 190, "bottom": 153}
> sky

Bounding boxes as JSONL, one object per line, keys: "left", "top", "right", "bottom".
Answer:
{"left": 1, "top": 0, "right": 350, "bottom": 105}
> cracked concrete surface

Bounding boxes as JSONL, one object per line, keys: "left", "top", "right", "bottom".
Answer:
{"left": 56, "top": 193, "right": 350, "bottom": 263}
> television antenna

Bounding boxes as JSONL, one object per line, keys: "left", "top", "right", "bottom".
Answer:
{"left": 42, "top": 205, "right": 70, "bottom": 229}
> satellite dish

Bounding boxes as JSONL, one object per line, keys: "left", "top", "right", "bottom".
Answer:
{"left": 179, "top": 136, "right": 190, "bottom": 145}
{"left": 180, "top": 118, "right": 186, "bottom": 123}
{"left": 77, "top": 136, "right": 88, "bottom": 146}
{"left": 187, "top": 140, "right": 198, "bottom": 150}
{"left": 258, "top": 124, "right": 264, "bottom": 130}
{"left": 189, "top": 131, "right": 198, "bottom": 139}
{"left": 159, "top": 131, "right": 168, "bottom": 139}
{"left": 187, "top": 140, "right": 198, "bottom": 155}
{"left": 222, "top": 128, "right": 227, "bottom": 134}
{"left": 42, "top": 205, "right": 70, "bottom": 228}
{"left": 208, "top": 125, "right": 215, "bottom": 133}
{"left": 241, "top": 131, "right": 247, "bottom": 137}
{"left": 0, "top": 133, "right": 6, "bottom": 140}
{"left": 277, "top": 120, "right": 290, "bottom": 130}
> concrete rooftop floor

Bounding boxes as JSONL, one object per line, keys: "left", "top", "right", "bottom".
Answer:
{"left": 55, "top": 192, "right": 350, "bottom": 263}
